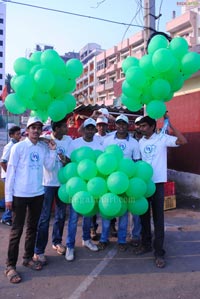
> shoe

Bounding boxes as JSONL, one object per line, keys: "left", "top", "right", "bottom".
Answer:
{"left": 0, "top": 219, "right": 12, "bottom": 226}
{"left": 118, "top": 243, "right": 127, "bottom": 252}
{"left": 33, "top": 253, "right": 47, "bottom": 265}
{"left": 134, "top": 245, "right": 152, "bottom": 255}
{"left": 65, "top": 248, "right": 75, "bottom": 261}
{"left": 52, "top": 244, "right": 66, "bottom": 255}
{"left": 130, "top": 238, "right": 140, "bottom": 247}
{"left": 82, "top": 239, "right": 98, "bottom": 251}
{"left": 97, "top": 241, "right": 108, "bottom": 250}
{"left": 155, "top": 256, "right": 166, "bottom": 268}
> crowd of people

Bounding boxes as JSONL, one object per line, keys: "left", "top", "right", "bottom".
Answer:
{"left": 0, "top": 110, "right": 187, "bottom": 284}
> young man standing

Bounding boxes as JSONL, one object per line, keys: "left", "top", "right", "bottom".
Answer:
{"left": 0, "top": 125, "right": 21, "bottom": 226}
{"left": 34, "top": 118, "right": 72, "bottom": 265}
{"left": 136, "top": 115, "right": 187, "bottom": 268}
{"left": 4, "top": 116, "right": 57, "bottom": 283}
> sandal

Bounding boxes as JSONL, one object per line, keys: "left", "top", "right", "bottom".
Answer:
{"left": 97, "top": 241, "right": 108, "bottom": 250}
{"left": 22, "top": 258, "right": 42, "bottom": 271}
{"left": 134, "top": 245, "right": 152, "bottom": 255}
{"left": 4, "top": 267, "right": 22, "bottom": 283}
{"left": 155, "top": 256, "right": 166, "bottom": 268}
{"left": 118, "top": 243, "right": 127, "bottom": 252}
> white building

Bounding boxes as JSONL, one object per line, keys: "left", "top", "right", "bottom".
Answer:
{"left": 0, "top": 2, "right": 6, "bottom": 92}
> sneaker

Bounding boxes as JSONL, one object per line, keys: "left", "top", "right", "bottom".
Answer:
{"left": 0, "top": 219, "right": 12, "bottom": 226}
{"left": 82, "top": 239, "right": 98, "bottom": 251}
{"left": 65, "top": 248, "right": 75, "bottom": 261}
{"left": 33, "top": 253, "right": 47, "bottom": 265}
{"left": 52, "top": 244, "right": 66, "bottom": 255}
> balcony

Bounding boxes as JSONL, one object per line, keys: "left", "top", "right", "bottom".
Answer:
{"left": 96, "top": 84, "right": 105, "bottom": 93}
{"left": 105, "top": 46, "right": 117, "bottom": 57}
{"left": 166, "top": 11, "right": 197, "bottom": 34}
{"left": 105, "top": 81, "right": 114, "bottom": 90}
{"left": 105, "top": 63, "right": 117, "bottom": 74}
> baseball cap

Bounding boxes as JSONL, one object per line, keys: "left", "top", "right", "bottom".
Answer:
{"left": 83, "top": 118, "right": 96, "bottom": 128}
{"left": 96, "top": 116, "right": 108, "bottom": 125}
{"left": 135, "top": 116, "right": 143, "bottom": 124}
{"left": 98, "top": 108, "right": 109, "bottom": 116}
{"left": 115, "top": 114, "right": 129, "bottom": 124}
{"left": 27, "top": 116, "right": 43, "bottom": 128}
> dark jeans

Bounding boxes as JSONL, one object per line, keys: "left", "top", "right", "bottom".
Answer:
{"left": 6, "top": 195, "right": 44, "bottom": 268}
{"left": 140, "top": 183, "right": 165, "bottom": 257}
{"left": 35, "top": 186, "right": 67, "bottom": 254}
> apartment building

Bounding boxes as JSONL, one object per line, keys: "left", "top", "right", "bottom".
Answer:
{"left": 74, "top": 43, "right": 104, "bottom": 105}
{"left": 0, "top": 3, "right": 6, "bottom": 92}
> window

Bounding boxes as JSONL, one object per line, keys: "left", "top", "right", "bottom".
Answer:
{"left": 0, "top": 30, "right": 3, "bottom": 35}
{"left": 0, "top": 52, "right": 3, "bottom": 57}
{"left": 0, "top": 41, "right": 3, "bottom": 46}
{"left": 0, "top": 19, "right": 3, "bottom": 24}
{"left": 0, "top": 74, "right": 2, "bottom": 79}
{"left": 0, "top": 63, "right": 3, "bottom": 68}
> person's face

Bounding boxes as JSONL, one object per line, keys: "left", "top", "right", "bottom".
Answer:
{"left": 27, "top": 123, "right": 43, "bottom": 142}
{"left": 139, "top": 122, "right": 154, "bottom": 137}
{"left": 12, "top": 130, "right": 21, "bottom": 142}
{"left": 96, "top": 123, "right": 108, "bottom": 136}
{"left": 116, "top": 120, "right": 128, "bottom": 134}
{"left": 134, "top": 122, "right": 141, "bottom": 133}
{"left": 83, "top": 125, "right": 96, "bottom": 140}
{"left": 56, "top": 123, "right": 68, "bottom": 136}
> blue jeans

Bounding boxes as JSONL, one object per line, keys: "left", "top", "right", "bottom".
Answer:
{"left": 1, "top": 208, "right": 12, "bottom": 221}
{"left": 66, "top": 205, "right": 92, "bottom": 249}
{"left": 35, "top": 186, "right": 66, "bottom": 255}
{"left": 132, "top": 214, "right": 141, "bottom": 240}
{"left": 100, "top": 212, "right": 128, "bottom": 244}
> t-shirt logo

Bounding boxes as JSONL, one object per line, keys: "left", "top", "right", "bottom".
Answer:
{"left": 57, "top": 146, "right": 65, "bottom": 155}
{"left": 118, "top": 142, "right": 126, "bottom": 151}
{"left": 30, "top": 152, "right": 39, "bottom": 162}
{"left": 144, "top": 145, "right": 155, "bottom": 154}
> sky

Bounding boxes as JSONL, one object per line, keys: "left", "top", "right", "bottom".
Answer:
{"left": 3, "top": 0, "right": 181, "bottom": 74}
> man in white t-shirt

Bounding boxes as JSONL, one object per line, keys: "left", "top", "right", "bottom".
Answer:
{"left": 34, "top": 118, "right": 72, "bottom": 265}
{"left": 97, "top": 114, "right": 141, "bottom": 252}
{"left": 135, "top": 115, "right": 187, "bottom": 268}
{"left": 65, "top": 118, "right": 103, "bottom": 262}
{"left": 4, "top": 116, "right": 57, "bottom": 283}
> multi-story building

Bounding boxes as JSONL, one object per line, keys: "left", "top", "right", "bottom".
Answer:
{"left": 74, "top": 43, "right": 104, "bottom": 105}
{"left": 0, "top": 3, "right": 6, "bottom": 92}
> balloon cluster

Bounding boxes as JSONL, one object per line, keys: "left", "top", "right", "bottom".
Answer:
{"left": 5, "top": 49, "right": 83, "bottom": 122}
{"left": 121, "top": 35, "right": 200, "bottom": 119}
{"left": 58, "top": 145, "right": 155, "bottom": 219}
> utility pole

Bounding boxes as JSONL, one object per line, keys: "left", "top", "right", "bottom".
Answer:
{"left": 143, "top": 0, "right": 156, "bottom": 53}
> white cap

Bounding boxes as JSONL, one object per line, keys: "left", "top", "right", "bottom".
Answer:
{"left": 115, "top": 114, "right": 129, "bottom": 124}
{"left": 135, "top": 116, "right": 143, "bottom": 124}
{"left": 96, "top": 116, "right": 108, "bottom": 125}
{"left": 83, "top": 118, "right": 96, "bottom": 128}
{"left": 98, "top": 108, "right": 109, "bottom": 116}
{"left": 27, "top": 116, "right": 43, "bottom": 128}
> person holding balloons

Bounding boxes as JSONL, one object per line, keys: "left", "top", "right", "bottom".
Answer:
{"left": 135, "top": 114, "right": 187, "bottom": 268}
{"left": 97, "top": 114, "right": 141, "bottom": 251}
{"left": 33, "top": 118, "right": 72, "bottom": 266}
{"left": 65, "top": 118, "right": 104, "bottom": 262}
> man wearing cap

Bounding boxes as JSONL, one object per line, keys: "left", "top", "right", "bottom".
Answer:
{"left": 97, "top": 114, "right": 141, "bottom": 251}
{"left": 135, "top": 115, "right": 187, "bottom": 268}
{"left": 65, "top": 118, "right": 103, "bottom": 262}
{"left": 133, "top": 116, "right": 143, "bottom": 141}
{"left": 34, "top": 118, "right": 72, "bottom": 265}
{"left": 4, "top": 116, "right": 57, "bottom": 283}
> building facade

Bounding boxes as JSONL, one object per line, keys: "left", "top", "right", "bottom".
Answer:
{"left": 0, "top": 3, "right": 6, "bottom": 92}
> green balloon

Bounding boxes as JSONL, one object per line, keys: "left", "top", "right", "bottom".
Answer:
{"left": 34, "top": 68, "right": 55, "bottom": 92}
{"left": 144, "top": 180, "right": 156, "bottom": 198}
{"left": 40, "top": 49, "right": 61, "bottom": 72}
{"left": 99, "top": 193, "right": 122, "bottom": 218}
{"left": 151, "top": 78, "right": 171, "bottom": 100}
{"left": 66, "top": 58, "right": 83, "bottom": 79}
{"left": 65, "top": 78, "right": 76, "bottom": 93}
{"left": 93, "top": 149, "right": 103, "bottom": 161}
{"left": 107, "top": 171, "right": 129, "bottom": 195}
{"left": 96, "top": 153, "right": 118, "bottom": 175}
{"left": 31, "top": 109, "right": 48, "bottom": 123}
{"left": 30, "top": 64, "right": 43, "bottom": 77}
{"left": 147, "top": 34, "right": 169, "bottom": 54}
{"left": 146, "top": 100, "right": 166, "bottom": 119}
{"left": 169, "top": 37, "right": 188, "bottom": 60}
{"left": 29, "top": 51, "right": 42, "bottom": 65}
{"left": 77, "top": 158, "right": 97, "bottom": 181}
{"left": 118, "top": 158, "right": 137, "bottom": 178}
{"left": 70, "top": 147, "right": 96, "bottom": 163}
{"left": 61, "top": 93, "right": 76, "bottom": 114}
{"left": 122, "top": 56, "right": 139, "bottom": 74}
{"left": 126, "top": 177, "right": 147, "bottom": 199}
{"left": 50, "top": 75, "right": 68, "bottom": 98}
{"left": 105, "top": 144, "right": 123, "bottom": 160}
{"left": 66, "top": 176, "right": 87, "bottom": 198}
{"left": 122, "top": 80, "right": 141, "bottom": 99}
{"left": 58, "top": 167, "right": 68, "bottom": 184}
{"left": 14, "top": 75, "right": 35, "bottom": 99}
{"left": 87, "top": 177, "right": 108, "bottom": 198}
{"left": 117, "top": 197, "right": 128, "bottom": 217}
{"left": 128, "top": 197, "right": 148, "bottom": 215}
{"left": 121, "top": 94, "right": 143, "bottom": 112}
{"left": 33, "top": 91, "right": 52, "bottom": 110}
{"left": 72, "top": 191, "right": 95, "bottom": 216}
{"left": 181, "top": 51, "right": 200, "bottom": 75}
{"left": 58, "top": 184, "right": 70, "bottom": 204}
{"left": 48, "top": 100, "right": 68, "bottom": 122}
{"left": 83, "top": 202, "right": 99, "bottom": 217}
{"left": 126, "top": 66, "right": 146, "bottom": 89}
{"left": 152, "top": 48, "right": 174, "bottom": 73}
{"left": 5, "top": 93, "right": 26, "bottom": 114}
{"left": 169, "top": 74, "right": 184, "bottom": 92}
{"left": 13, "top": 57, "right": 32, "bottom": 75}
{"left": 134, "top": 160, "right": 153, "bottom": 182}
{"left": 139, "top": 53, "right": 159, "bottom": 77}
{"left": 62, "top": 162, "right": 78, "bottom": 181}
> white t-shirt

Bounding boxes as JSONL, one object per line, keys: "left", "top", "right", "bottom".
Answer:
{"left": 139, "top": 133, "right": 178, "bottom": 183}
{"left": 5, "top": 137, "right": 57, "bottom": 202}
{"left": 103, "top": 133, "right": 140, "bottom": 161}
{"left": 1, "top": 139, "right": 17, "bottom": 179}
{"left": 43, "top": 134, "right": 72, "bottom": 186}
{"left": 67, "top": 137, "right": 104, "bottom": 158}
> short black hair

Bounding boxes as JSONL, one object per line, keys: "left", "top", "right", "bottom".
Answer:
{"left": 51, "top": 118, "right": 67, "bottom": 131}
{"left": 140, "top": 116, "right": 156, "bottom": 130}
{"left": 8, "top": 126, "right": 21, "bottom": 137}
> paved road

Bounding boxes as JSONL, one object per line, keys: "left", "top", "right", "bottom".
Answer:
{"left": 0, "top": 207, "right": 200, "bottom": 299}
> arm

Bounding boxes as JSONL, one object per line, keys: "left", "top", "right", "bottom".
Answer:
{"left": 0, "top": 161, "right": 7, "bottom": 172}
{"left": 164, "top": 113, "right": 187, "bottom": 146}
